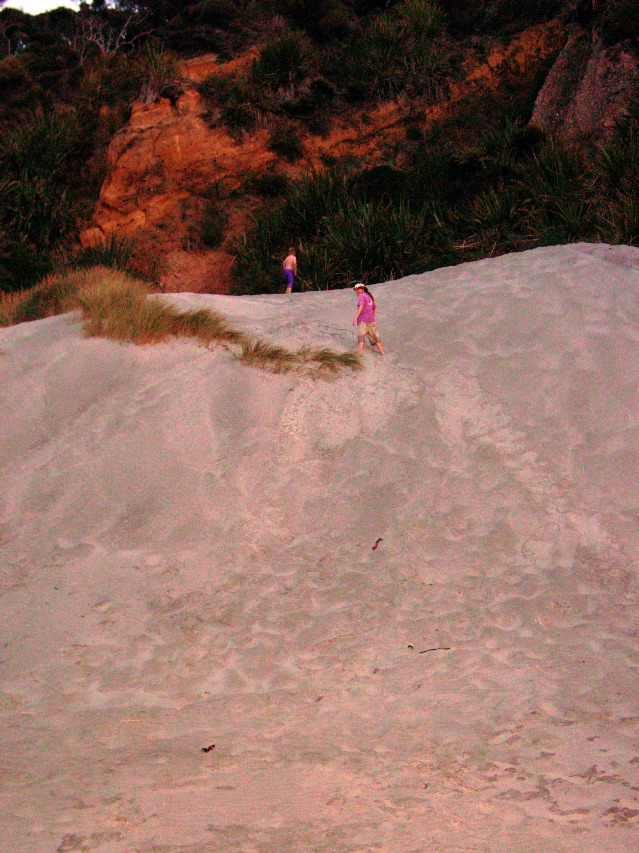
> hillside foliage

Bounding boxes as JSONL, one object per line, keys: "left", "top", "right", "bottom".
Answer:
{"left": 0, "top": 0, "right": 637, "bottom": 294}
{"left": 232, "top": 108, "right": 639, "bottom": 292}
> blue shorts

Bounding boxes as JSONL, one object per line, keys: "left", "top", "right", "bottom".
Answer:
{"left": 283, "top": 269, "right": 294, "bottom": 290}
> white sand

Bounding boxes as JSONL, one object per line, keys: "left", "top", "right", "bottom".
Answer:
{"left": 2, "top": 242, "right": 639, "bottom": 852}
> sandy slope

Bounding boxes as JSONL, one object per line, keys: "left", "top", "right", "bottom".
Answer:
{"left": 2, "top": 243, "right": 639, "bottom": 853}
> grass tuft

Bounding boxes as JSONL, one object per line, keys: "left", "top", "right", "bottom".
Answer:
{"left": 0, "top": 269, "right": 82, "bottom": 326}
{"left": 237, "top": 338, "right": 300, "bottom": 372}
{"left": 74, "top": 270, "right": 245, "bottom": 346}
{"left": 71, "top": 233, "right": 135, "bottom": 272}
{"left": 0, "top": 289, "right": 25, "bottom": 327}
{"left": 238, "top": 339, "right": 363, "bottom": 376}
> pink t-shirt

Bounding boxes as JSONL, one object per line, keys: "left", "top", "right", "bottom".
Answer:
{"left": 357, "top": 292, "right": 376, "bottom": 323}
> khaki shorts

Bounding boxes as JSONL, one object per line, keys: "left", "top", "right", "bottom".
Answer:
{"left": 357, "top": 321, "right": 381, "bottom": 344}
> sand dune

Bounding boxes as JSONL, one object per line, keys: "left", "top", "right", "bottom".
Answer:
{"left": 2, "top": 243, "right": 639, "bottom": 852}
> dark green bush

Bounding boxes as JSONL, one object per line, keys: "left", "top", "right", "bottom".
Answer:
{"left": 194, "top": 0, "right": 239, "bottom": 27}
{"left": 0, "top": 108, "right": 94, "bottom": 249}
{"left": 304, "top": 109, "right": 332, "bottom": 136}
{"left": 267, "top": 121, "right": 305, "bottom": 160}
{"left": 319, "top": 199, "right": 433, "bottom": 283}
{"left": 233, "top": 167, "right": 351, "bottom": 293}
{"left": 137, "top": 39, "right": 181, "bottom": 104}
{"left": 70, "top": 233, "right": 135, "bottom": 271}
{"left": 0, "top": 58, "right": 44, "bottom": 119}
{"left": 253, "top": 30, "right": 319, "bottom": 93}
{"left": 232, "top": 165, "right": 441, "bottom": 292}
{"left": 350, "top": 166, "right": 407, "bottom": 204}
{"left": 245, "top": 168, "right": 291, "bottom": 197}
{"left": 274, "top": 0, "right": 356, "bottom": 40}
{"left": 0, "top": 226, "right": 52, "bottom": 294}
{"left": 199, "top": 200, "right": 229, "bottom": 248}
{"left": 343, "top": 0, "right": 447, "bottom": 101}
{"left": 199, "top": 72, "right": 258, "bottom": 134}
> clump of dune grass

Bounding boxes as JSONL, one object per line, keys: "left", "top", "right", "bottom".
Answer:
{"left": 1, "top": 265, "right": 361, "bottom": 379}
{"left": 75, "top": 269, "right": 245, "bottom": 346}
{"left": 237, "top": 338, "right": 299, "bottom": 372}
{"left": 296, "top": 346, "right": 363, "bottom": 377}
{"left": 0, "top": 289, "right": 24, "bottom": 327}
{"left": 0, "top": 270, "right": 81, "bottom": 326}
{"left": 238, "top": 338, "right": 362, "bottom": 377}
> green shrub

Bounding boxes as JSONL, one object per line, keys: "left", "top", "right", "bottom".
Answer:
{"left": 0, "top": 225, "right": 53, "bottom": 294}
{"left": 71, "top": 233, "right": 135, "bottom": 272}
{"left": 3, "top": 269, "right": 81, "bottom": 325}
{"left": 518, "top": 141, "right": 585, "bottom": 204}
{"left": 137, "top": 39, "right": 181, "bottom": 104}
{"left": 194, "top": 0, "right": 239, "bottom": 27}
{"left": 0, "top": 106, "right": 96, "bottom": 291}
{"left": 344, "top": 0, "right": 446, "bottom": 101}
{"left": 245, "top": 168, "right": 290, "bottom": 197}
{"left": 276, "top": 0, "right": 356, "bottom": 40}
{"left": 253, "top": 30, "right": 319, "bottom": 93}
{"left": 596, "top": 92, "right": 639, "bottom": 195}
{"left": 295, "top": 242, "right": 345, "bottom": 291}
{"left": 199, "top": 72, "right": 258, "bottom": 134}
{"left": 199, "top": 200, "right": 229, "bottom": 248}
{"left": 0, "top": 56, "right": 44, "bottom": 119}
{"left": 348, "top": 14, "right": 404, "bottom": 100}
{"left": 304, "top": 108, "right": 332, "bottom": 136}
{"left": 319, "top": 199, "right": 431, "bottom": 284}
{"left": 515, "top": 141, "right": 595, "bottom": 242}
{"left": 233, "top": 167, "right": 352, "bottom": 293}
{"left": 470, "top": 182, "right": 521, "bottom": 228}
{"left": 0, "top": 109, "right": 93, "bottom": 249}
{"left": 198, "top": 71, "right": 236, "bottom": 108}
{"left": 350, "top": 166, "right": 407, "bottom": 204}
{"left": 599, "top": 193, "right": 639, "bottom": 245}
{"left": 233, "top": 165, "right": 440, "bottom": 293}
{"left": 267, "top": 121, "right": 304, "bottom": 161}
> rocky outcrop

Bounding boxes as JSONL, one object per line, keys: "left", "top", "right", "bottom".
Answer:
{"left": 530, "top": 28, "right": 639, "bottom": 141}
{"left": 80, "top": 55, "right": 271, "bottom": 293}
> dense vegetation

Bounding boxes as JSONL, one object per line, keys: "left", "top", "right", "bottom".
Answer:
{"left": 232, "top": 107, "right": 639, "bottom": 292}
{"left": 0, "top": 0, "right": 637, "bottom": 295}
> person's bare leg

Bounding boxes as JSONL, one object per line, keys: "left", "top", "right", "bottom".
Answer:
{"left": 358, "top": 340, "right": 365, "bottom": 354}
{"left": 376, "top": 342, "right": 385, "bottom": 355}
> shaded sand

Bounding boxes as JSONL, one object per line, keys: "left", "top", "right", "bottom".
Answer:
{"left": 2, "top": 243, "right": 639, "bottom": 852}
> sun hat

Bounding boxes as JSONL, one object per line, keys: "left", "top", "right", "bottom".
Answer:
{"left": 353, "top": 282, "right": 365, "bottom": 290}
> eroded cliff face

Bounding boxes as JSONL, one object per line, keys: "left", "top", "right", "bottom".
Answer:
{"left": 81, "top": 53, "right": 270, "bottom": 294}
{"left": 79, "top": 17, "right": 637, "bottom": 294}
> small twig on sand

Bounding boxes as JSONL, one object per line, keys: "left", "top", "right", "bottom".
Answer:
{"left": 419, "top": 647, "right": 451, "bottom": 654}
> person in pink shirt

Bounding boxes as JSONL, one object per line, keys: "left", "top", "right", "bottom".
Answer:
{"left": 352, "top": 282, "right": 384, "bottom": 355}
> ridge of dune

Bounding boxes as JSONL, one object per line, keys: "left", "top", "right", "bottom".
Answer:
{"left": 2, "top": 243, "right": 639, "bottom": 852}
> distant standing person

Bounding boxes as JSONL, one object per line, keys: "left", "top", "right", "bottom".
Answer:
{"left": 283, "top": 247, "right": 297, "bottom": 294}
{"left": 352, "top": 282, "right": 384, "bottom": 355}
